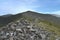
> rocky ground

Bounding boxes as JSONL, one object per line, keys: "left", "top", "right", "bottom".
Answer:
{"left": 0, "top": 18, "right": 60, "bottom": 40}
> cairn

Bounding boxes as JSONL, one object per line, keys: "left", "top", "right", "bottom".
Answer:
{"left": 0, "top": 18, "right": 52, "bottom": 40}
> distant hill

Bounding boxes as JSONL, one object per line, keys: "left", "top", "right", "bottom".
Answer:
{"left": 2, "top": 14, "right": 13, "bottom": 17}
{"left": 51, "top": 14, "right": 60, "bottom": 17}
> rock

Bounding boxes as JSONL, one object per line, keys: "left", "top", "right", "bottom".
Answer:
{"left": 0, "top": 18, "right": 53, "bottom": 40}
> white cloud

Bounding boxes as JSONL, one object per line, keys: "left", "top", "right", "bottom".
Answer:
{"left": 41, "top": 11, "right": 60, "bottom": 15}
{"left": 37, "top": 11, "right": 60, "bottom": 15}
{"left": 0, "top": 0, "right": 41, "bottom": 15}
{"left": 51, "top": 11, "right": 60, "bottom": 15}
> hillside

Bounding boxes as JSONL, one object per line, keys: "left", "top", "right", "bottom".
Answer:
{"left": 0, "top": 11, "right": 60, "bottom": 40}
{"left": 0, "top": 11, "right": 60, "bottom": 27}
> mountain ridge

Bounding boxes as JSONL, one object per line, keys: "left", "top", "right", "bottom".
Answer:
{"left": 0, "top": 11, "right": 60, "bottom": 27}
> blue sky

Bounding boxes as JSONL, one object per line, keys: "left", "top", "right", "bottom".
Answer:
{"left": 0, "top": 0, "right": 60, "bottom": 15}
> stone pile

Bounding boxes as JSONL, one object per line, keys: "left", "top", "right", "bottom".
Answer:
{"left": 0, "top": 18, "right": 52, "bottom": 40}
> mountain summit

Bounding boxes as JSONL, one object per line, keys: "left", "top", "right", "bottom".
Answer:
{"left": 0, "top": 11, "right": 60, "bottom": 26}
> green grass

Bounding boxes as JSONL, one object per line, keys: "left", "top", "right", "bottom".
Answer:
{"left": 38, "top": 20, "right": 60, "bottom": 36}
{"left": 21, "top": 16, "right": 60, "bottom": 36}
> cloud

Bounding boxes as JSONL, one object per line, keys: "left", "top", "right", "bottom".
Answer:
{"left": 0, "top": 0, "right": 41, "bottom": 15}
{"left": 51, "top": 11, "right": 60, "bottom": 15}
{"left": 42, "top": 11, "right": 60, "bottom": 15}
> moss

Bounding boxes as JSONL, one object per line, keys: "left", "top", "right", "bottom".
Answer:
{"left": 50, "top": 35, "right": 56, "bottom": 40}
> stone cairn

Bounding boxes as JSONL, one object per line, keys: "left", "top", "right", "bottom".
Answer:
{"left": 0, "top": 18, "right": 52, "bottom": 40}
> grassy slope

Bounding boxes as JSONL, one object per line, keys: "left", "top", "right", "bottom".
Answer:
{"left": 22, "top": 16, "right": 60, "bottom": 40}
{"left": 22, "top": 16, "right": 60, "bottom": 35}
{"left": 39, "top": 21, "right": 60, "bottom": 35}
{"left": 38, "top": 21, "right": 60, "bottom": 40}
